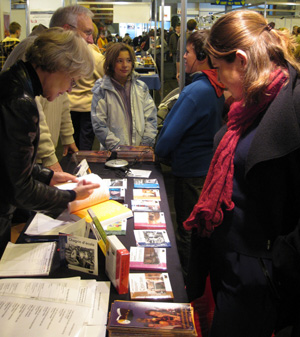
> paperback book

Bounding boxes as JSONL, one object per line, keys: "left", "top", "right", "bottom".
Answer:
{"left": 134, "top": 230, "right": 171, "bottom": 248}
{"left": 104, "top": 178, "right": 127, "bottom": 189}
{"left": 131, "top": 200, "right": 161, "bottom": 212}
{"left": 107, "top": 300, "right": 197, "bottom": 336}
{"left": 134, "top": 212, "right": 166, "bottom": 230}
{"left": 133, "top": 178, "right": 159, "bottom": 189}
{"left": 109, "top": 187, "right": 125, "bottom": 203}
{"left": 133, "top": 189, "right": 161, "bottom": 201}
{"left": 106, "top": 235, "right": 130, "bottom": 295}
{"left": 103, "top": 219, "right": 127, "bottom": 236}
{"left": 59, "top": 235, "right": 98, "bottom": 275}
{"left": 130, "top": 247, "right": 167, "bottom": 271}
{"left": 129, "top": 272, "right": 174, "bottom": 300}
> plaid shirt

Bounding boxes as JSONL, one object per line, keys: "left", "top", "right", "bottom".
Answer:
{"left": 0, "top": 39, "right": 20, "bottom": 71}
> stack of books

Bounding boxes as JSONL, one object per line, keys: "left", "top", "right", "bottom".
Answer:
{"left": 107, "top": 300, "right": 197, "bottom": 336}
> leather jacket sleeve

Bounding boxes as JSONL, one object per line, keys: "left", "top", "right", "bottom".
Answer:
{"left": 0, "top": 61, "right": 73, "bottom": 217}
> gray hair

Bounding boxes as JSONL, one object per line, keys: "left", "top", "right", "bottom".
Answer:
{"left": 49, "top": 5, "right": 94, "bottom": 28}
{"left": 25, "top": 27, "right": 94, "bottom": 78}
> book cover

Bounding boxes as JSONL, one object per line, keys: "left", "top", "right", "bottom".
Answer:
{"left": 133, "top": 189, "right": 161, "bottom": 200}
{"left": 59, "top": 235, "right": 98, "bottom": 275}
{"left": 130, "top": 247, "right": 167, "bottom": 271}
{"left": 103, "top": 219, "right": 127, "bottom": 236}
{"left": 131, "top": 200, "right": 161, "bottom": 212}
{"left": 134, "top": 230, "right": 171, "bottom": 248}
{"left": 129, "top": 273, "right": 174, "bottom": 300}
{"left": 106, "top": 235, "right": 130, "bottom": 295}
{"left": 107, "top": 300, "right": 197, "bottom": 335}
{"left": 103, "top": 178, "right": 127, "bottom": 189}
{"left": 134, "top": 212, "right": 166, "bottom": 230}
{"left": 109, "top": 187, "right": 125, "bottom": 203}
{"left": 133, "top": 178, "right": 159, "bottom": 189}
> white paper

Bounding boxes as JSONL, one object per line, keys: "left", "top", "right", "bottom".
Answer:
{"left": 0, "top": 242, "right": 55, "bottom": 277}
{"left": 25, "top": 213, "right": 87, "bottom": 236}
{"left": 0, "top": 278, "right": 110, "bottom": 337}
{"left": 126, "top": 169, "right": 152, "bottom": 178}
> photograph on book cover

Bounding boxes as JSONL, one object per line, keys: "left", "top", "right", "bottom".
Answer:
{"left": 133, "top": 178, "right": 159, "bottom": 189}
{"left": 104, "top": 178, "right": 127, "bottom": 189}
{"left": 59, "top": 235, "right": 98, "bottom": 275}
{"left": 133, "top": 189, "right": 161, "bottom": 200}
{"left": 108, "top": 301, "right": 196, "bottom": 332}
{"left": 134, "top": 230, "right": 171, "bottom": 247}
{"left": 129, "top": 272, "right": 173, "bottom": 300}
{"left": 134, "top": 212, "right": 166, "bottom": 230}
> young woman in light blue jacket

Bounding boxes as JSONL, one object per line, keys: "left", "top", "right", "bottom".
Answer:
{"left": 91, "top": 43, "right": 157, "bottom": 150}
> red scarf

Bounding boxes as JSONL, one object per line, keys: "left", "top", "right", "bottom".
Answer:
{"left": 184, "top": 69, "right": 287, "bottom": 237}
{"left": 202, "top": 69, "right": 225, "bottom": 98}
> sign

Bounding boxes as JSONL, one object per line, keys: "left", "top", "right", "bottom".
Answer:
{"left": 216, "top": 0, "right": 245, "bottom": 5}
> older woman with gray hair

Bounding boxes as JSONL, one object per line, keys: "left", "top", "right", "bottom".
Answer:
{"left": 0, "top": 27, "right": 99, "bottom": 258}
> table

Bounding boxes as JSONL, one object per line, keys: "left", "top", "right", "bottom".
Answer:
{"left": 17, "top": 155, "right": 188, "bottom": 308}
{"left": 138, "top": 73, "right": 161, "bottom": 90}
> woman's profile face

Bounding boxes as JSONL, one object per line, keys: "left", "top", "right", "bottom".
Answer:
{"left": 211, "top": 55, "right": 244, "bottom": 102}
{"left": 42, "top": 71, "right": 74, "bottom": 102}
{"left": 113, "top": 50, "right": 132, "bottom": 84}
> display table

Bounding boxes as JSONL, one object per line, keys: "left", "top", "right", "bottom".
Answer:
{"left": 138, "top": 73, "right": 161, "bottom": 90}
{"left": 17, "top": 154, "right": 188, "bottom": 307}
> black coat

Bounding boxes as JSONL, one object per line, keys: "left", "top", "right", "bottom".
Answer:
{"left": 0, "top": 61, "right": 74, "bottom": 253}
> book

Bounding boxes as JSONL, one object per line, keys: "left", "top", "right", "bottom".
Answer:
{"left": 57, "top": 173, "right": 133, "bottom": 225}
{"left": 129, "top": 273, "right": 174, "bottom": 300}
{"left": 59, "top": 235, "right": 98, "bottom": 275}
{"left": 106, "top": 235, "right": 130, "bottom": 295}
{"left": 87, "top": 208, "right": 107, "bottom": 256}
{"left": 131, "top": 200, "right": 161, "bottom": 212}
{"left": 134, "top": 178, "right": 159, "bottom": 189}
{"left": 134, "top": 212, "right": 166, "bottom": 230}
{"left": 133, "top": 189, "right": 161, "bottom": 200}
{"left": 130, "top": 247, "right": 167, "bottom": 271}
{"left": 107, "top": 300, "right": 197, "bottom": 336}
{"left": 103, "top": 219, "right": 127, "bottom": 236}
{"left": 109, "top": 187, "right": 125, "bottom": 203}
{"left": 0, "top": 241, "right": 56, "bottom": 277}
{"left": 103, "top": 178, "right": 127, "bottom": 189}
{"left": 74, "top": 146, "right": 155, "bottom": 163}
{"left": 134, "top": 230, "right": 171, "bottom": 248}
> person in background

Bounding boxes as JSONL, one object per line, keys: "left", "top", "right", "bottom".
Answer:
{"left": 176, "top": 19, "right": 197, "bottom": 85}
{"left": 97, "top": 29, "right": 108, "bottom": 53}
{"left": 155, "top": 30, "right": 224, "bottom": 281}
{"left": 123, "top": 33, "right": 132, "bottom": 45}
{"left": 0, "top": 28, "right": 99, "bottom": 258}
{"left": 184, "top": 10, "right": 300, "bottom": 336}
{"left": 91, "top": 43, "right": 157, "bottom": 150}
{"left": 55, "top": 5, "right": 105, "bottom": 151}
{"left": 169, "top": 23, "right": 180, "bottom": 79}
{"left": 0, "top": 22, "right": 21, "bottom": 70}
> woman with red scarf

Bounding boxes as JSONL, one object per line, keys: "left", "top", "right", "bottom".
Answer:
{"left": 184, "top": 10, "right": 300, "bottom": 337}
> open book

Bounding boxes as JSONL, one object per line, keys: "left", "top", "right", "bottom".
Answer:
{"left": 57, "top": 173, "right": 133, "bottom": 225}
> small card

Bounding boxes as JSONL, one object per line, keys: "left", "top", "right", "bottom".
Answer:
{"left": 134, "top": 230, "right": 171, "bottom": 248}
{"left": 131, "top": 200, "right": 161, "bottom": 212}
{"left": 134, "top": 212, "right": 166, "bottom": 230}
{"left": 133, "top": 189, "right": 161, "bottom": 200}
{"left": 133, "top": 178, "right": 159, "bottom": 189}
{"left": 126, "top": 169, "right": 151, "bottom": 178}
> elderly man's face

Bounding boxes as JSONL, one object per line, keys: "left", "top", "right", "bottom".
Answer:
{"left": 76, "top": 14, "right": 94, "bottom": 44}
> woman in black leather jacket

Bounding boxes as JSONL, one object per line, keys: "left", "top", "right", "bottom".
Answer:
{"left": 0, "top": 28, "right": 99, "bottom": 257}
